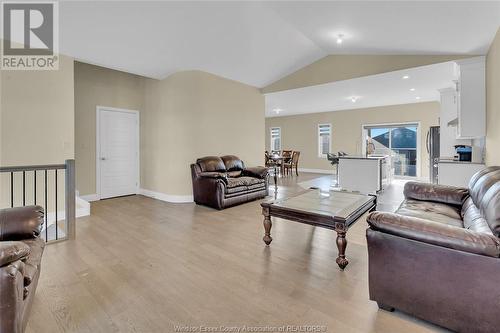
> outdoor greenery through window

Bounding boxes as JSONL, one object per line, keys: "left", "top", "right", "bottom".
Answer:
{"left": 367, "top": 124, "right": 418, "bottom": 177}
{"left": 318, "top": 124, "right": 331, "bottom": 158}
{"left": 270, "top": 127, "right": 281, "bottom": 151}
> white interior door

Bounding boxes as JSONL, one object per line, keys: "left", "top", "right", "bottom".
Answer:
{"left": 98, "top": 108, "right": 139, "bottom": 199}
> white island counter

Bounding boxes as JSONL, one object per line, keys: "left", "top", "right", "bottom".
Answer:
{"left": 338, "top": 155, "right": 392, "bottom": 194}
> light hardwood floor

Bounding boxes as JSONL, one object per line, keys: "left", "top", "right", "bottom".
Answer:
{"left": 27, "top": 173, "right": 447, "bottom": 333}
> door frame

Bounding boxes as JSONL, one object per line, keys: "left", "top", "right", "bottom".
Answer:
{"left": 96, "top": 106, "right": 140, "bottom": 200}
{"left": 361, "top": 121, "right": 421, "bottom": 178}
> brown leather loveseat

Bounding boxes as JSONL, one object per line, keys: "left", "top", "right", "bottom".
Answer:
{"left": 0, "top": 205, "right": 45, "bottom": 333}
{"left": 191, "top": 155, "right": 269, "bottom": 210}
{"left": 366, "top": 166, "right": 500, "bottom": 332}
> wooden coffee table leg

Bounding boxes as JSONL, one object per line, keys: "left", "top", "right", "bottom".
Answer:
{"left": 335, "top": 230, "right": 348, "bottom": 270}
{"left": 262, "top": 207, "right": 273, "bottom": 245}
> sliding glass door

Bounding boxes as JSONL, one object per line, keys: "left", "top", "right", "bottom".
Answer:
{"left": 365, "top": 124, "right": 418, "bottom": 177}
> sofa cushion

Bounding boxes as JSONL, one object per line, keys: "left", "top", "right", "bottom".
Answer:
{"left": 221, "top": 155, "right": 245, "bottom": 171}
{"left": 396, "top": 199, "right": 463, "bottom": 228}
{"left": 0, "top": 241, "right": 30, "bottom": 267}
{"left": 196, "top": 156, "right": 226, "bottom": 172}
{"left": 227, "top": 171, "right": 242, "bottom": 178}
{"left": 469, "top": 168, "right": 500, "bottom": 208}
{"left": 462, "top": 197, "right": 492, "bottom": 234}
{"left": 481, "top": 182, "right": 500, "bottom": 237}
{"left": 227, "top": 176, "right": 264, "bottom": 188}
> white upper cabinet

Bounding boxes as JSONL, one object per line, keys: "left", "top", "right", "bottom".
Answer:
{"left": 449, "top": 57, "right": 486, "bottom": 139}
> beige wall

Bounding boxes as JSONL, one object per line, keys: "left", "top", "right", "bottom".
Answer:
{"left": 0, "top": 55, "right": 75, "bottom": 207}
{"left": 141, "top": 70, "right": 265, "bottom": 197}
{"left": 486, "top": 28, "right": 500, "bottom": 166}
{"left": 74, "top": 62, "right": 145, "bottom": 195}
{"left": 265, "top": 102, "right": 440, "bottom": 179}
{"left": 262, "top": 55, "right": 471, "bottom": 93}
{"left": 1, "top": 56, "right": 74, "bottom": 165}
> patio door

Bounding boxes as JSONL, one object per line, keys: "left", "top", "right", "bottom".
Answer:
{"left": 97, "top": 107, "right": 139, "bottom": 199}
{"left": 363, "top": 123, "right": 419, "bottom": 177}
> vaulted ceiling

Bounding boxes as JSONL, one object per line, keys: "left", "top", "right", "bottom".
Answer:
{"left": 59, "top": 1, "right": 500, "bottom": 87}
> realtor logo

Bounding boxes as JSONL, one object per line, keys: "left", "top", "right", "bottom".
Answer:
{"left": 1, "top": 1, "right": 59, "bottom": 70}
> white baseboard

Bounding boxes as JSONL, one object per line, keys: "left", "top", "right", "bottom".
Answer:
{"left": 139, "top": 188, "right": 193, "bottom": 203}
{"left": 76, "top": 196, "right": 91, "bottom": 217}
{"left": 298, "top": 168, "right": 334, "bottom": 175}
{"left": 79, "top": 193, "right": 100, "bottom": 202}
{"left": 42, "top": 205, "right": 90, "bottom": 230}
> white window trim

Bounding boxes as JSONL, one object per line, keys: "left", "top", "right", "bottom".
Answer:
{"left": 270, "top": 127, "right": 281, "bottom": 151}
{"left": 317, "top": 123, "right": 332, "bottom": 158}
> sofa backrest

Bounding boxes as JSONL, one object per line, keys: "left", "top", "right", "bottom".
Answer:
{"left": 468, "top": 167, "right": 500, "bottom": 237}
{"left": 221, "top": 155, "right": 245, "bottom": 171}
{"left": 196, "top": 156, "right": 226, "bottom": 172}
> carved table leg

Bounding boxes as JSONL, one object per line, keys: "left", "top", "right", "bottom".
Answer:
{"left": 335, "top": 230, "right": 348, "bottom": 270}
{"left": 262, "top": 207, "right": 273, "bottom": 245}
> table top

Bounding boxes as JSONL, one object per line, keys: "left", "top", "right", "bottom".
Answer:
{"left": 262, "top": 188, "right": 376, "bottom": 226}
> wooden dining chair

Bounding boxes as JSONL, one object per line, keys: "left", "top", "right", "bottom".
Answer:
{"left": 284, "top": 151, "right": 300, "bottom": 176}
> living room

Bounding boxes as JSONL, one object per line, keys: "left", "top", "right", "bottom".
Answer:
{"left": 1, "top": 1, "right": 500, "bottom": 333}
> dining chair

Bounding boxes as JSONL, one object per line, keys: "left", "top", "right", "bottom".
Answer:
{"left": 284, "top": 151, "right": 300, "bottom": 176}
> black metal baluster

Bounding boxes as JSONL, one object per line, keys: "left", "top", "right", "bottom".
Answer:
{"left": 44, "top": 170, "right": 48, "bottom": 241}
{"left": 22, "top": 171, "right": 25, "bottom": 206}
{"left": 34, "top": 170, "right": 37, "bottom": 205}
{"left": 10, "top": 172, "right": 13, "bottom": 208}
{"left": 55, "top": 169, "right": 58, "bottom": 240}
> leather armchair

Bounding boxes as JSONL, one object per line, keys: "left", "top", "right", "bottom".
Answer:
{"left": 366, "top": 166, "right": 500, "bottom": 333}
{"left": 0, "top": 206, "right": 45, "bottom": 333}
{"left": 191, "top": 155, "right": 269, "bottom": 210}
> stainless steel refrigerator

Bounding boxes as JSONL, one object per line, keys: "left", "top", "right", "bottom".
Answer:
{"left": 426, "top": 126, "right": 440, "bottom": 183}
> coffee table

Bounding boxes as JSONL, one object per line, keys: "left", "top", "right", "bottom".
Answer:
{"left": 261, "top": 188, "right": 377, "bottom": 270}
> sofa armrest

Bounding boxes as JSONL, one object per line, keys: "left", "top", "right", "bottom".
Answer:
{"left": 367, "top": 211, "right": 500, "bottom": 257}
{"left": 198, "top": 172, "right": 228, "bottom": 184}
{"left": 403, "top": 182, "right": 469, "bottom": 206}
{"left": 0, "top": 241, "right": 30, "bottom": 267}
{"left": 0, "top": 206, "right": 44, "bottom": 241}
{"left": 242, "top": 166, "right": 268, "bottom": 179}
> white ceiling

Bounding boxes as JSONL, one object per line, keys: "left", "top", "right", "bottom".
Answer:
{"left": 264, "top": 61, "right": 459, "bottom": 117}
{"left": 57, "top": 1, "right": 500, "bottom": 87}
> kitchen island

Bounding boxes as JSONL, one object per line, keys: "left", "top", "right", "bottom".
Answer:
{"left": 338, "top": 155, "right": 392, "bottom": 194}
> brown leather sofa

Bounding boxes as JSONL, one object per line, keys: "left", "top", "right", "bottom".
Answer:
{"left": 366, "top": 166, "right": 500, "bottom": 333}
{"left": 191, "top": 155, "right": 269, "bottom": 210}
{"left": 0, "top": 205, "right": 45, "bottom": 333}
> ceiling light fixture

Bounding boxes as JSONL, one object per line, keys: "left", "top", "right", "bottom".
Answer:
{"left": 415, "top": 96, "right": 421, "bottom": 100}
{"left": 402, "top": 75, "right": 410, "bottom": 79}
{"left": 350, "top": 96, "right": 358, "bottom": 103}
{"left": 273, "top": 108, "right": 282, "bottom": 114}
{"left": 410, "top": 88, "right": 416, "bottom": 92}
{"left": 336, "top": 34, "right": 344, "bottom": 44}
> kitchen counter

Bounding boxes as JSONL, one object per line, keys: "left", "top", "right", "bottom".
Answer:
{"left": 438, "top": 161, "right": 485, "bottom": 187}
{"left": 438, "top": 159, "right": 485, "bottom": 165}
{"left": 338, "top": 155, "right": 388, "bottom": 160}
{"left": 338, "top": 155, "right": 392, "bottom": 194}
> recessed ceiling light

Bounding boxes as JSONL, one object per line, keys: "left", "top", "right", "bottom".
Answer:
{"left": 273, "top": 108, "right": 282, "bottom": 114}
{"left": 350, "top": 96, "right": 359, "bottom": 103}
{"left": 409, "top": 88, "right": 416, "bottom": 92}
{"left": 415, "top": 96, "right": 421, "bottom": 100}
{"left": 402, "top": 75, "right": 410, "bottom": 79}
{"left": 336, "top": 34, "right": 344, "bottom": 44}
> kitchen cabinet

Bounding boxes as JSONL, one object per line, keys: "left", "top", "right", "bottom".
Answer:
{"left": 438, "top": 161, "right": 485, "bottom": 187}
{"left": 446, "top": 57, "right": 486, "bottom": 139}
{"left": 439, "top": 88, "right": 471, "bottom": 158}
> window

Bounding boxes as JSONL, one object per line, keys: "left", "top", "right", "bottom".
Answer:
{"left": 318, "top": 124, "right": 331, "bottom": 158}
{"left": 270, "top": 127, "right": 281, "bottom": 151}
